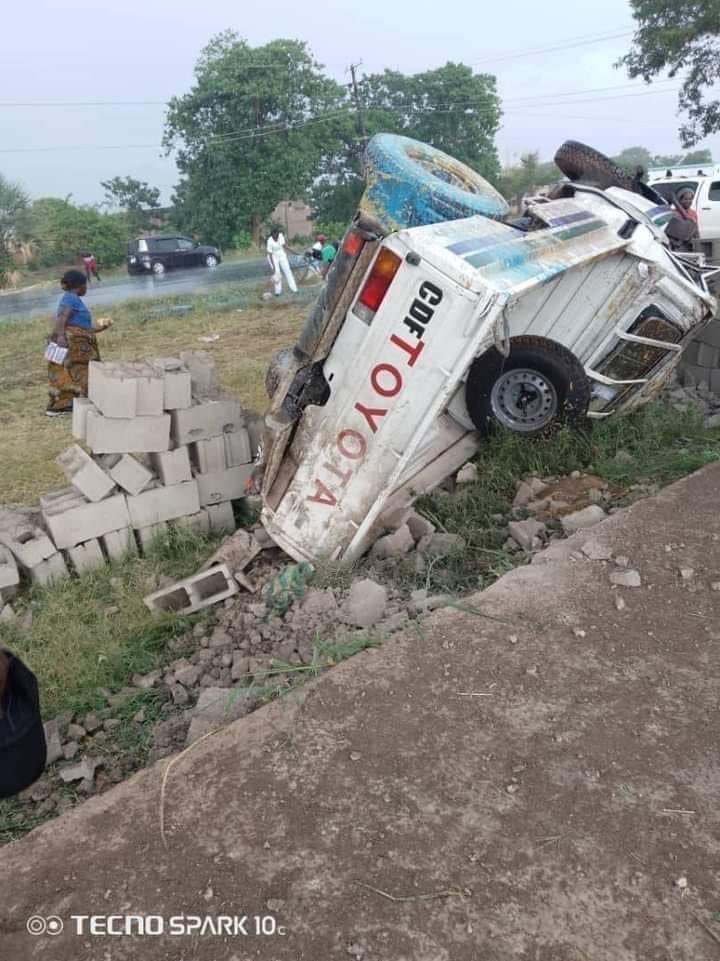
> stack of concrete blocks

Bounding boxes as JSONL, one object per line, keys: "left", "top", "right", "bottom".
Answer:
{"left": 29, "top": 354, "right": 256, "bottom": 581}
{"left": 679, "top": 318, "right": 720, "bottom": 392}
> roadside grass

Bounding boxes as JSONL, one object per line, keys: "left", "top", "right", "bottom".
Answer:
{"left": 0, "top": 527, "right": 215, "bottom": 719}
{"left": 373, "top": 402, "right": 720, "bottom": 597}
{"left": 0, "top": 285, "right": 309, "bottom": 504}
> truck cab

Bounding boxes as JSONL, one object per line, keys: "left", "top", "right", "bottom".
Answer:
{"left": 259, "top": 136, "right": 717, "bottom": 566}
{"left": 651, "top": 175, "right": 720, "bottom": 257}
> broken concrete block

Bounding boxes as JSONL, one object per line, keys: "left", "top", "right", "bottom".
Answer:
{"left": 302, "top": 588, "right": 338, "bottom": 615}
{"left": 151, "top": 447, "right": 192, "bottom": 486}
{"left": 186, "top": 685, "right": 254, "bottom": 745}
{"left": 406, "top": 510, "right": 436, "bottom": 543}
{"left": 102, "top": 454, "right": 154, "bottom": 496}
{"left": 144, "top": 563, "right": 238, "bottom": 615}
{"left": 126, "top": 480, "right": 200, "bottom": 528}
{"left": 71, "top": 397, "right": 96, "bottom": 442}
{"left": 43, "top": 719, "right": 63, "bottom": 766}
{"left": 580, "top": 538, "right": 613, "bottom": 561}
{"left": 513, "top": 477, "right": 548, "bottom": 509}
{"left": 173, "top": 510, "right": 211, "bottom": 535}
{"left": 224, "top": 429, "right": 252, "bottom": 467}
{"left": 343, "top": 578, "right": 387, "bottom": 628}
{"left": 28, "top": 552, "right": 69, "bottom": 587}
{"left": 610, "top": 569, "right": 642, "bottom": 588}
{"left": 151, "top": 357, "right": 193, "bottom": 410}
{"left": 59, "top": 756, "right": 102, "bottom": 784}
{"left": 43, "top": 493, "right": 131, "bottom": 550}
{"left": 508, "top": 519, "right": 547, "bottom": 551}
{"left": 369, "top": 523, "right": 415, "bottom": 561}
{"left": 199, "top": 529, "right": 261, "bottom": 573}
{"left": 135, "top": 522, "right": 168, "bottom": 552}
{"left": 67, "top": 539, "right": 106, "bottom": 575}
{"left": 0, "top": 545, "right": 20, "bottom": 601}
{"left": 206, "top": 502, "right": 235, "bottom": 535}
{"left": 171, "top": 399, "right": 244, "bottom": 446}
{"left": 0, "top": 524, "right": 57, "bottom": 568}
{"left": 100, "top": 528, "right": 137, "bottom": 561}
{"left": 417, "top": 532, "right": 466, "bottom": 557}
{"left": 456, "top": 462, "right": 479, "bottom": 485}
{"left": 56, "top": 444, "right": 115, "bottom": 503}
{"left": 560, "top": 505, "right": 607, "bottom": 534}
{"left": 178, "top": 350, "right": 220, "bottom": 398}
{"left": 85, "top": 410, "right": 171, "bottom": 454}
{"left": 196, "top": 465, "right": 253, "bottom": 506}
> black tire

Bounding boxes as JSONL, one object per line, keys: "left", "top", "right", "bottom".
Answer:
{"left": 554, "top": 140, "right": 635, "bottom": 191}
{"left": 465, "top": 336, "right": 591, "bottom": 436}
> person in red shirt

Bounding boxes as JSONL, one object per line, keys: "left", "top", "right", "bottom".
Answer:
{"left": 80, "top": 251, "right": 101, "bottom": 283}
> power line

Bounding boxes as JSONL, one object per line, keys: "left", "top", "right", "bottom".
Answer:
{"left": 470, "top": 28, "right": 633, "bottom": 66}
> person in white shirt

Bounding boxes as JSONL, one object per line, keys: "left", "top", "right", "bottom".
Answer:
{"left": 266, "top": 227, "right": 298, "bottom": 296}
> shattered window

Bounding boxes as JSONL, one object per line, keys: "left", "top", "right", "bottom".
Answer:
{"left": 598, "top": 309, "right": 681, "bottom": 382}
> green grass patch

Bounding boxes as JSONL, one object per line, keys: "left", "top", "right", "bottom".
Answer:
{"left": 0, "top": 528, "right": 217, "bottom": 718}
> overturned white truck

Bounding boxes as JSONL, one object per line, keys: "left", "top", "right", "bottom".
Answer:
{"left": 259, "top": 135, "right": 718, "bottom": 565}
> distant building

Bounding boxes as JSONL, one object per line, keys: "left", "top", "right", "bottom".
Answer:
{"left": 270, "top": 200, "right": 314, "bottom": 239}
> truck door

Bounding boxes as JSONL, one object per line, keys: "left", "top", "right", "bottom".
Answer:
{"left": 697, "top": 180, "right": 720, "bottom": 241}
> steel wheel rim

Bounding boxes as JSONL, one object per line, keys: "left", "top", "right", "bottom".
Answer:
{"left": 152, "top": 262, "right": 165, "bottom": 274}
{"left": 490, "top": 368, "right": 558, "bottom": 432}
{"left": 206, "top": 255, "right": 217, "bottom": 267}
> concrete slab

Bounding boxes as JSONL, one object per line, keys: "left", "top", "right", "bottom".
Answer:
{"left": 4, "top": 466, "right": 720, "bottom": 961}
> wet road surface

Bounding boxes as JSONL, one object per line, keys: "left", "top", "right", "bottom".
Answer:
{"left": 0, "top": 258, "right": 268, "bottom": 322}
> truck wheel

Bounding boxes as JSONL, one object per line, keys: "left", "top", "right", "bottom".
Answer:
{"left": 363, "top": 133, "right": 509, "bottom": 229}
{"left": 465, "top": 336, "right": 591, "bottom": 436}
{"left": 554, "top": 140, "right": 635, "bottom": 191}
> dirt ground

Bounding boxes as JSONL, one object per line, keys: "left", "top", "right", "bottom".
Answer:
{"left": 3, "top": 465, "right": 720, "bottom": 961}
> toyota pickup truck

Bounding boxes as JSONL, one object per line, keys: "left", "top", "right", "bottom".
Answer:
{"left": 258, "top": 135, "right": 718, "bottom": 565}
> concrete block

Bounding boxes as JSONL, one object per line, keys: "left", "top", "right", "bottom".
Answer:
{"left": 171, "top": 399, "right": 243, "bottom": 446}
{"left": 126, "top": 480, "right": 200, "bottom": 528}
{"left": 178, "top": 351, "right": 220, "bottom": 398}
{"left": 86, "top": 410, "right": 171, "bottom": 454}
{"left": 696, "top": 343, "right": 718, "bottom": 368}
{"left": 152, "top": 358, "right": 192, "bottom": 410}
{"left": 135, "top": 522, "right": 168, "bottom": 553}
{"left": 72, "top": 397, "right": 96, "bottom": 442}
{"left": 681, "top": 341, "right": 700, "bottom": 366}
{"left": 191, "top": 436, "right": 226, "bottom": 474}
{"left": 0, "top": 525, "right": 57, "bottom": 568}
{"left": 144, "top": 563, "right": 238, "bottom": 614}
{"left": 224, "top": 428, "right": 252, "bottom": 466}
{"left": 56, "top": 444, "right": 115, "bottom": 503}
{"left": 39, "top": 487, "right": 84, "bottom": 513}
{"left": 29, "top": 552, "right": 69, "bottom": 587}
{"left": 100, "top": 528, "right": 137, "bottom": 561}
{"left": 151, "top": 447, "right": 192, "bottom": 486}
{"left": 694, "top": 320, "right": 720, "bottom": 350}
{"left": 100, "top": 454, "right": 154, "bottom": 496}
{"left": 710, "top": 369, "right": 720, "bottom": 395}
{"left": 128, "top": 362, "right": 164, "bottom": 416}
{"left": 67, "top": 539, "right": 106, "bottom": 575}
{"left": 0, "top": 545, "right": 20, "bottom": 600}
{"left": 196, "top": 465, "right": 253, "bottom": 506}
{"left": 173, "top": 510, "right": 211, "bottom": 535}
{"left": 88, "top": 362, "right": 137, "bottom": 418}
{"left": 43, "top": 493, "right": 131, "bottom": 550}
{"left": 206, "top": 502, "right": 235, "bottom": 535}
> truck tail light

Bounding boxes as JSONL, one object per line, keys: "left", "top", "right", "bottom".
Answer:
{"left": 353, "top": 247, "right": 402, "bottom": 324}
{"left": 342, "top": 229, "right": 364, "bottom": 257}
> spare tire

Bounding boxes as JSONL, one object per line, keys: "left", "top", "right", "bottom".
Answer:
{"left": 554, "top": 140, "right": 635, "bottom": 191}
{"left": 465, "top": 336, "right": 591, "bottom": 436}
{"left": 363, "top": 133, "right": 509, "bottom": 231}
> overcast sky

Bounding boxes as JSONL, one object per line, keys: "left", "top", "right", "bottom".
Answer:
{"left": 1, "top": 0, "right": 718, "bottom": 205}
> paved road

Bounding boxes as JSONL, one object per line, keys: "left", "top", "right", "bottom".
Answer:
{"left": 0, "top": 258, "right": 268, "bottom": 322}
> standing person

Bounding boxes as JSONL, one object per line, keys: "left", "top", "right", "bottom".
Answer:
{"left": 46, "top": 269, "right": 113, "bottom": 417}
{"left": 320, "top": 237, "right": 337, "bottom": 277}
{"left": 665, "top": 188, "right": 699, "bottom": 252}
{"left": 266, "top": 227, "right": 298, "bottom": 296}
{"left": 311, "top": 233, "right": 326, "bottom": 261}
{"left": 80, "top": 252, "right": 101, "bottom": 283}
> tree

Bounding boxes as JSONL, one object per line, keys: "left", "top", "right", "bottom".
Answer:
{"left": 164, "top": 34, "right": 348, "bottom": 247}
{"left": 497, "top": 153, "right": 562, "bottom": 209}
{"left": 682, "top": 148, "right": 713, "bottom": 165}
{"left": 0, "top": 173, "right": 30, "bottom": 287}
{"left": 620, "top": 0, "right": 720, "bottom": 146}
{"left": 28, "top": 198, "right": 127, "bottom": 268}
{"left": 311, "top": 62, "right": 502, "bottom": 226}
{"left": 613, "top": 145, "right": 653, "bottom": 174}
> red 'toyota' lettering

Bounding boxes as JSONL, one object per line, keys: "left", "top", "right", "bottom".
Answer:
{"left": 337, "top": 429, "right": 367, "bottom": 460}
{"left": 390, "top": 333, "right": 425, "bottom": 368}
{"left": 307, "top": 478, "right": 338, "bottom": 506}
{"left": 354, "top": 401, "right": 387, "bottom": 434}
{"left": 370, "top": 363, "right": 402, "bottom": 398}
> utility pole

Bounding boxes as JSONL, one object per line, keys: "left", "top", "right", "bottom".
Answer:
{"left": 348, "top": 61, "right": 365, "bottom": 139}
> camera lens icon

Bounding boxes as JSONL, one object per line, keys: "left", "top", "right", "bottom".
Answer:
{"left": 26, "top": 915, "right": 63, "bottom": 936}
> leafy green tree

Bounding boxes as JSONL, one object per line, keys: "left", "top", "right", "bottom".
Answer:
{"left": 164, "top": 34, "right": 348, "bottom": 246}
{"left": 28, "top": 198, "right": 127, "bottom": 268}
{"left": 613, "top": 145, "right": 653, "bottom": 174}
{"left": 497, "top": 153, "right": 561, "bottom": 208}
{"left": 101, "top": 176, "right": 161, "bottom": 232}
{"left": 620, "top": 0, "right": 720, "bottom": 145}
{"left": 0, "top": 173, "right": 30, "bottom": 287}
{"left": 681, "top": 148, "right": 713, "bottom": 166}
